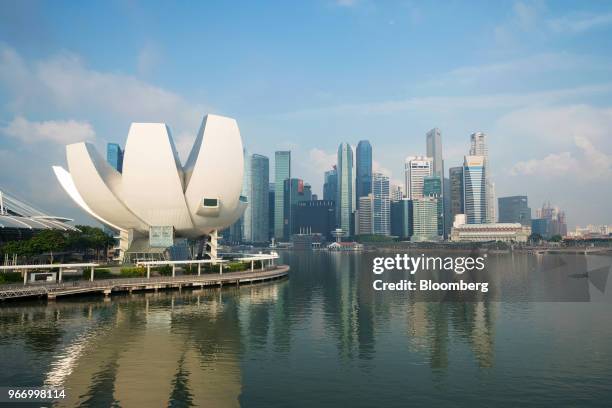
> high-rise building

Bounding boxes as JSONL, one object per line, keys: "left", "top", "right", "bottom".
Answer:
{"left": 487, "top": 180, "right": 497, "bottom": 223}
{"left": 274, "top": 151, "right": 291, "bottom": 240}
{"left": 356, "top": 140, "right": 372, "bottom": 208}
{"left": 243, "top": 154, "right": 269, "bottom": 243}
{"left": 423, "top": 175, "right": 443, "bottom": 237}
{"left": 337, "top": 142, "right": 354, "bottom": 236}
{"left": 303, "top": 183, "right": 313, "bottom": 201}
{"left": 449, "top": 167, "right": 464, "bottom": 218}
{"left": 426, "top": 128, "right": 444, "bottom": 182}
{"left": 268, "top": 183, "right": 275, "bottom": 240}
{"left": 294, "top": 200, "right": 336, "bottom": 239}
{"left": 323, "top": 166, "right": 338, "bottom": 203}
{"left": 404, "top": 156, "right": 432, "bottom": 200}
{"left": 463, "top": 155, "right": 486, "bottom": 224}
{"left": 532, "top": 202, "right": 567, "bottom": 238}
{"left": 443, "top": 176, "right": 451, "bottom": 239}
{"left": 372, "top": 172, "right": 390, "bottom": 236}
{"left": 391, "top": 199, "right": 413, "bottom": 239}
{"left": 469, "top": 132, "right": 495, "bottom": 223}
{"left": 283, "top": 178, "right": 307, "bottom": 239}
{"left": 357, "top": 194, "right": 373, "bottom": 235}
{"left": 107, "top": 143, "right": 124, "bottom": 173}
{"left": 498, "top": 196, "right": 531, "bottom": 226}
{"left": 469, "top": 132, "right": 488, "bottom": 157}
{"left": 412, "top": 197, "right": 439, "bottom": 241}
{"left": 426, "top": 128, "right": 445, "bottom": 235}
{"left": 390, "top": 184, "right": 403, "bottom": 201}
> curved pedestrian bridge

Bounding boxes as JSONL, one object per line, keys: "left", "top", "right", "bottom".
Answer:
{"left": 0, "top": 265, "right": 289, "bottom": 301}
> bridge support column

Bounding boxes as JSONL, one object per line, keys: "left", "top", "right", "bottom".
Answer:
{"left": 90, "top": 266, "right": 94, "bottom": 281}
{"left": 251, "top": 261, "right": 254, "bottom": 271}
{"left": 147, "top": 265, "right": 151, "bottom": 279}
{"left": 58, "top": 267, "right": 63, "bottom": 282}
{"left": 23, "top": 270, "right": 27, "bottom": 285}
{"left": 219, "top": 263, "right": 222, "bottom": 275}
{"left": 172, "top": 265, "right": 176, "bottom": 277}
{"left": 198, "top": 263, "right": 201, "bottom": 276}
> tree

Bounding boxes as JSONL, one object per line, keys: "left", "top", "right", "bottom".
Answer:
{"left": 528, "top": 233, "right": 543, "bottom": 244}
{"left": 549, "top": 234, "right": 563, "bottom": 243}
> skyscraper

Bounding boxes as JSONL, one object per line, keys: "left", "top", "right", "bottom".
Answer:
{"left": 294, "top": 200, "right": 336, "bottom": 239}
{"left": 274, "top": 151, "right": 291, "bottom": 240}
{"left": 469, "top": 132, "right": 488, "bottom": 157}
{"left": 487, "top": 180, "right": 497, "bottom": 223}
{"left": 357, "top": 194, "right": 373, "bottom": 235}
{"left": 243, "top": 154, "right": 269, "bottom": 243}
{"left": 449, "top": 166, "right": 464, "bottom": 223}
{"left": 356, "top": 140, "right": 372, "bottom": 208}
{"left": 268, "top": 183, "right": 275, "bottom": 240}
{"left": 426, "top": 128, "right": 445, "bottom": 235}
{"left": 337, "top": 142, "right": 354, "bottom": 236}
{"left": 470, "top": 132, "right": 495, "bottom": 223}
{"left": 463, "top": 156, "right": 486, "bottom": 224}
{"left": 107, "top": 143, "right": 124, "bottom": 173}
{"left": 323, "top": 166, "right": 338, "bottom": 203}
{"left": 498, "top": 196, "right": 531, "bottom": 226}
{"left": 412, "top": 197, "right": 439, "bottom": 241}
{"left": 423, "top": 175, "right": 443, "bottom": 237}
{"left": 283, "top": 178, "right": 306, "bottom": 239}
{"left": 391, "top": 199, "right": 413, "bottom": 239}
{"left": 372, "top": 172, "right": 390, "bottom": 236}
{"left": 426, "top": 128, "right": 444, "bottom": 181}
{"left": 303, "top": 183, "right": 313, "bottom": 201}
{"left": 390, "top": 184, "right": 403, "bottom": 201}
{"left": 404, "top": 156, "right": 433, "bottom": 200}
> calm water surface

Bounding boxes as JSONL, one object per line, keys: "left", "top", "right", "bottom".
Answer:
{"left": 1, "top": 251, "right": 612, "bottom": 407}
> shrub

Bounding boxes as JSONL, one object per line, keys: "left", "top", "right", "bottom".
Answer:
{"left": 0, "top": 272, "right": 23, "bottom": 284}
{"left": 83, "top": 268, "right": 113, "bottom": 280}
{"left": 120, "top": 266, "right": 145, "bottom": 277}
{"left": 155, "top": 265, "right": 173, "bottom": 276}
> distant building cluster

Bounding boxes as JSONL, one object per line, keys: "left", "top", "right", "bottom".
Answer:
{"left": 217, "top": 127, "right": 575, "bottom": 246}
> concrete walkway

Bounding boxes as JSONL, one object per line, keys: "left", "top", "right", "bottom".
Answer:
{"left": 0, "top": 265, "right": 289, "bottom": 301}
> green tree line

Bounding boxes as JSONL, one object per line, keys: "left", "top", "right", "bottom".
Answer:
{"left": 0, "top": 226, "right": 115, "bottom": 262}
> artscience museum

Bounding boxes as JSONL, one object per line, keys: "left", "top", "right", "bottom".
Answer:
{"left": 52, "top": 114, "right": 248, "bottom": 262}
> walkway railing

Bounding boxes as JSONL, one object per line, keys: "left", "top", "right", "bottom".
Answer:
{"left": 0, "top": 266, "right": 289, "bottom": 300}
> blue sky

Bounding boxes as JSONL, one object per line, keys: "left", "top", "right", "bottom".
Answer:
{"left": 1, "top": 0, "right": 611, "bottom": 228}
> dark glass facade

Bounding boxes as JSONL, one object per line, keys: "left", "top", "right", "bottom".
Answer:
{"left": 498, "top": 196, "right": 531, "bottom": 226}
{"left": 356, "top": 140, "right": 372, "bottom": 209}
{"left": 294, "top": 200, "right": 336, "bottom": 240}
{"left": 390, "top": 199, "right": 413, "bottom": 239}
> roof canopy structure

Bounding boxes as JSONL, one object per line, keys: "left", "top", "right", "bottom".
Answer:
{"left": 53, "top": 114, "right": 247, "bottom": 238}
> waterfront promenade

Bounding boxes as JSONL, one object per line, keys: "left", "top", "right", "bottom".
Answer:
{"left": 0, "top": 265, "right": 289, "bottom": 301}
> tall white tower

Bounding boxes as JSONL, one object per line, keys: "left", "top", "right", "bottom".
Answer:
{"left": 404, "top": 156, "right": 433, "bottom": 200}
{"left": 469, "top": 132, "right": 495, "bottom": 223}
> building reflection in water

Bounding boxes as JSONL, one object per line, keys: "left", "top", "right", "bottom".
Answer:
{"left": 2, "top": 252, "right": 603, "bottom": 405}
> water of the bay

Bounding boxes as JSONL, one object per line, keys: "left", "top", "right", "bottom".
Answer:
{"left": 1, "top": 251, "right": 612, "bottom": 407}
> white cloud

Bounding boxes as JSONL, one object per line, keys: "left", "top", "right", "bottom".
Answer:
{"left": 496, "top": 105, "right": 612, "bottom": 150}
{"left": 1, "top": 116, "right": 95, "bottom": 144}
{"left": 0, "top": 45, "right": 210, "bottom": 158}
{"left": 278, "top": 83, "right": 612, "bottom": 119}
{"left": 510, "top": 136, "right": 611, "bottom": 179}
{"left": 548, "top": 13, "right": 612, "bottom": 33}
{"left": 372, "top": 159, "right": 392, "bottom": 177}
{"left": 308, "top": 148, "right": 336, "bottom": 171}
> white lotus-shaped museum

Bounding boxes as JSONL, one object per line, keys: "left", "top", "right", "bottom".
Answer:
{"left": 52, "top": 114, "right": 247, "bottom": 241}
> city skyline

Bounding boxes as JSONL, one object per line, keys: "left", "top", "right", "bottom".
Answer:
{"left": 1, "top": 1, "right": 611, "bottom": 228}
